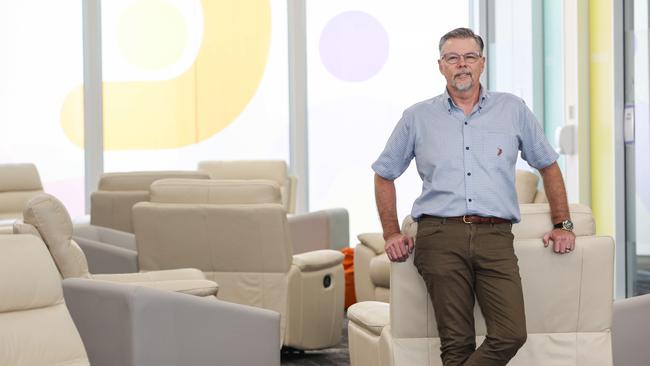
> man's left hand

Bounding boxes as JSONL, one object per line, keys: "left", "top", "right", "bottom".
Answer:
{"left": 543, "top": 229, "right": 576, "bottom": 254}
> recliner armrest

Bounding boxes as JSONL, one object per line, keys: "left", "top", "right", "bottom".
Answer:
{"left": 63, "top": 278, "right": 280, "bottom": 366}
{"left": 292, "top": 250, "right": 344, "bottom": 271}
{"left": 93, "top": 269, "right": 219, "bottom": 297}
{"left": 357, "top": 233, "right": 385, "bottom": 255}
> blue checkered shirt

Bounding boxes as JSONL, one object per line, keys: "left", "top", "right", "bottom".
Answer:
{"left": 372, "top": 87, "right": 558, "bottom": 223}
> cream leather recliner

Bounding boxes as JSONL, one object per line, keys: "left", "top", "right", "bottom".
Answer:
{"left": 347, "top": 205, "right": 615, "bottom": 366}
{"left": 198, "top": 160, "right": 350, "bottom": 253}
{"left": 0, "top": 234, "right": 89, "bottom": 366}
{"left": 0, "top": 233, "right": 280, "bottom": 366}
{"left": 63, "top": 278, "right": 281, "bottom": 366}
{"left": 15, "top": 193, "right": 218, "bottom": 297}
{"left": 0, "top": 163, "right": 44, "bottom": 234}
{"left": 89, "top": 170, "right": 211, "bottom": 233}
{"left": 355, "top": 169, "right": 550, "bottom": 303}
{"left": 73, "top": 170, "right": 210, "bottom": 273}
{"left": 132, "top": 178, "right": 345, "bottom": 350}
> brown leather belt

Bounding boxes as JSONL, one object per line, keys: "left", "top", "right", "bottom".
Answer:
{"left": 424, "top": 215, "right": 511, "bottom": 224}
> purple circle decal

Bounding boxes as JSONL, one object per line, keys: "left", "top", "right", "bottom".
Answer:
{"left": 319, "top": 11, "right": 389, "bottom": 82}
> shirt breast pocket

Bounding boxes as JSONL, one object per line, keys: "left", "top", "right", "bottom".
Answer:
{"left": 483, "top": 132, "right": 519, "bottom": 166}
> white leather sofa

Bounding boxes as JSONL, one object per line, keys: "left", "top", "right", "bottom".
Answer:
{"left": 15, "top": 193, "right": 218, "bottom": 297}
{"left": 198, "top": 160, "right": 350, "bottom": 253}
{"left": 132, "top": 178, "right": 346, "bottom": 350}
{"left": 355, "top": 170, "right": 550, "bottom": 303}
{"left": 347, "top": 205, "right": 615, "bottom": 366}
{"left": 0, "top": 163, "right": 44, "bottom": 234}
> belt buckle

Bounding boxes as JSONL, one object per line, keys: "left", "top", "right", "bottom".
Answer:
{"left": 462, "top": 215, "right": 473, "bottom": 224}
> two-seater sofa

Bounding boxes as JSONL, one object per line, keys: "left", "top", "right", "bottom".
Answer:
{"left": 348, "top": 204, "right": 615, "bottom": 366}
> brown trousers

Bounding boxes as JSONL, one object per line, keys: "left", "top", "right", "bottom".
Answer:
{"left": 413, "top": 216, "right": 527, "bottom": 366}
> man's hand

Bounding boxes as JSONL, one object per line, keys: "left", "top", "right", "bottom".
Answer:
{"left": 384, "top": 233, "right": 414, "bottom": 262}
{"left": 543, "top": 229, "right": 576, "bottom": 254}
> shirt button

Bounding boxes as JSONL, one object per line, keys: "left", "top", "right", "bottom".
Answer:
{"left": 466, "top": 146, "right": 469, "bottom": 150}
{"left": 467, "top": 172, "right": 471, "bottom": 176}
{"left": 468, "top": 198, "right": 472, "bottom": 202}
{"left": 464, "top": 121, "right": 468, "bottom": 125}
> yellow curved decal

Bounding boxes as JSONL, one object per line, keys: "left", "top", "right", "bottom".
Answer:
{"left": 61, "top": 0, "right": 271, "bottom": 150}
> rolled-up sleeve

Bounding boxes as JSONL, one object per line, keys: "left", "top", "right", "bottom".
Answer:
{"left": 518, "top": 101, "right": 559, "bottom": 170}
{"left": 372, "top": 111, "right": 416, "bottom": 180}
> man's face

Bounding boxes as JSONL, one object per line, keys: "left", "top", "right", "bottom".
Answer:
{"left": 438, "top": 37, "right": 485, "bottom": 93}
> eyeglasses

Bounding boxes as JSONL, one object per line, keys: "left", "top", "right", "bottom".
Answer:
{"left": 441, "top": 52, "right": 482, "bottom": 64}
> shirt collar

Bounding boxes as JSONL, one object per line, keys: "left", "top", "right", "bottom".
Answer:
{"left": 443, "top": 84, "right": 489, "bottom": 112}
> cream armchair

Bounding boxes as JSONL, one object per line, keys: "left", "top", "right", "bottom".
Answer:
{"left": 63, "top": 278, "right": 281, "bottom": 366}
{"left": 89, "top": 170, "right": 210, "bottom": 233}
{"left": 132, "top": 178, "right": 345, "bottom": 350}
{"left": 355, "top": 170, "right": 551, "bottom": 303}
{"left": 0, "top": 233, "right": 280, "bottom": 366}
{"left": 0, "top": 163, "right": 44, "bottom": 234}
{"left": 0, "top": 234, "right": 89, "bottom": 366}
{"left": 15, "top": 193, "right": 218, "bottom": 298}
{"left": 348, "top": 205, "right": 615, "bottom": 366}
{"left": 198, "top": 160, "right": 350, "bottom": 253}
{"left": 71, "top": 170, "right": 210, "bottom": 273}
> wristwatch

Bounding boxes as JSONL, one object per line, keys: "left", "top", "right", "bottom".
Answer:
{"left": 554, "top": 219, "right": 574, "bottom": 232}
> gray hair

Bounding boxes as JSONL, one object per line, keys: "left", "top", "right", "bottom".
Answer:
{"left": 438, "top": 28, "right": 484, "bottom": 55}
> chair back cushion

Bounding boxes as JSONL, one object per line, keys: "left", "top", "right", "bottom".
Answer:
{"left": 133, "top": 202, "right": 292, "bottom": 274}
{"left": 0, "top": 234, "right": 88, "bottom": 365}
{"left": 22, "top": 194, "right": 91, "bottom": 279}
{"left": 0, "top": 163, "right": 44, "bottom": 220}
{"left": 150, "top": 179, "right": 282, "bottom": 205}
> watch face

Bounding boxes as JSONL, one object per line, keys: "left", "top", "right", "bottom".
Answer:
{"left": 563, "top": 220, "right": 574, "bottom": 231}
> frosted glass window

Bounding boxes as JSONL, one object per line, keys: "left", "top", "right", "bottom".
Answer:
{"left": 307, "top": 1, "right": 470, "bottom": 242}
{"left": 72, "top": 0, "right": 289, "bottom": 173}
{"left": 0, "top": 1, "right": 85, "bottom": 218}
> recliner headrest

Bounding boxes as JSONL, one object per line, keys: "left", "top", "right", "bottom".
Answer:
{"left": 22, "top": 194, "right": 91, "bottom": 279}
{"left": 0, "top": 163, "right": 43, "bottom": 192}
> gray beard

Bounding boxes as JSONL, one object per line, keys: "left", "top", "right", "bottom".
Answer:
{"left": 453, "top": 78, "right": 473, "bottom": 92}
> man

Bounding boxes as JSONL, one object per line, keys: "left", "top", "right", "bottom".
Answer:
{"left": 372, "top": 28, "right": 575, "bottom": 366}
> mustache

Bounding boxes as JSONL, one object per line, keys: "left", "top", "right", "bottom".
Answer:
{"left": 453, "top": 69, "right": 472, "bottom": 78}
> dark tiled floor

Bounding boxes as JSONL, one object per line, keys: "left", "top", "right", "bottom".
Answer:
{"left": 281, "top": 317, "right": 350, "bottom": 366}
